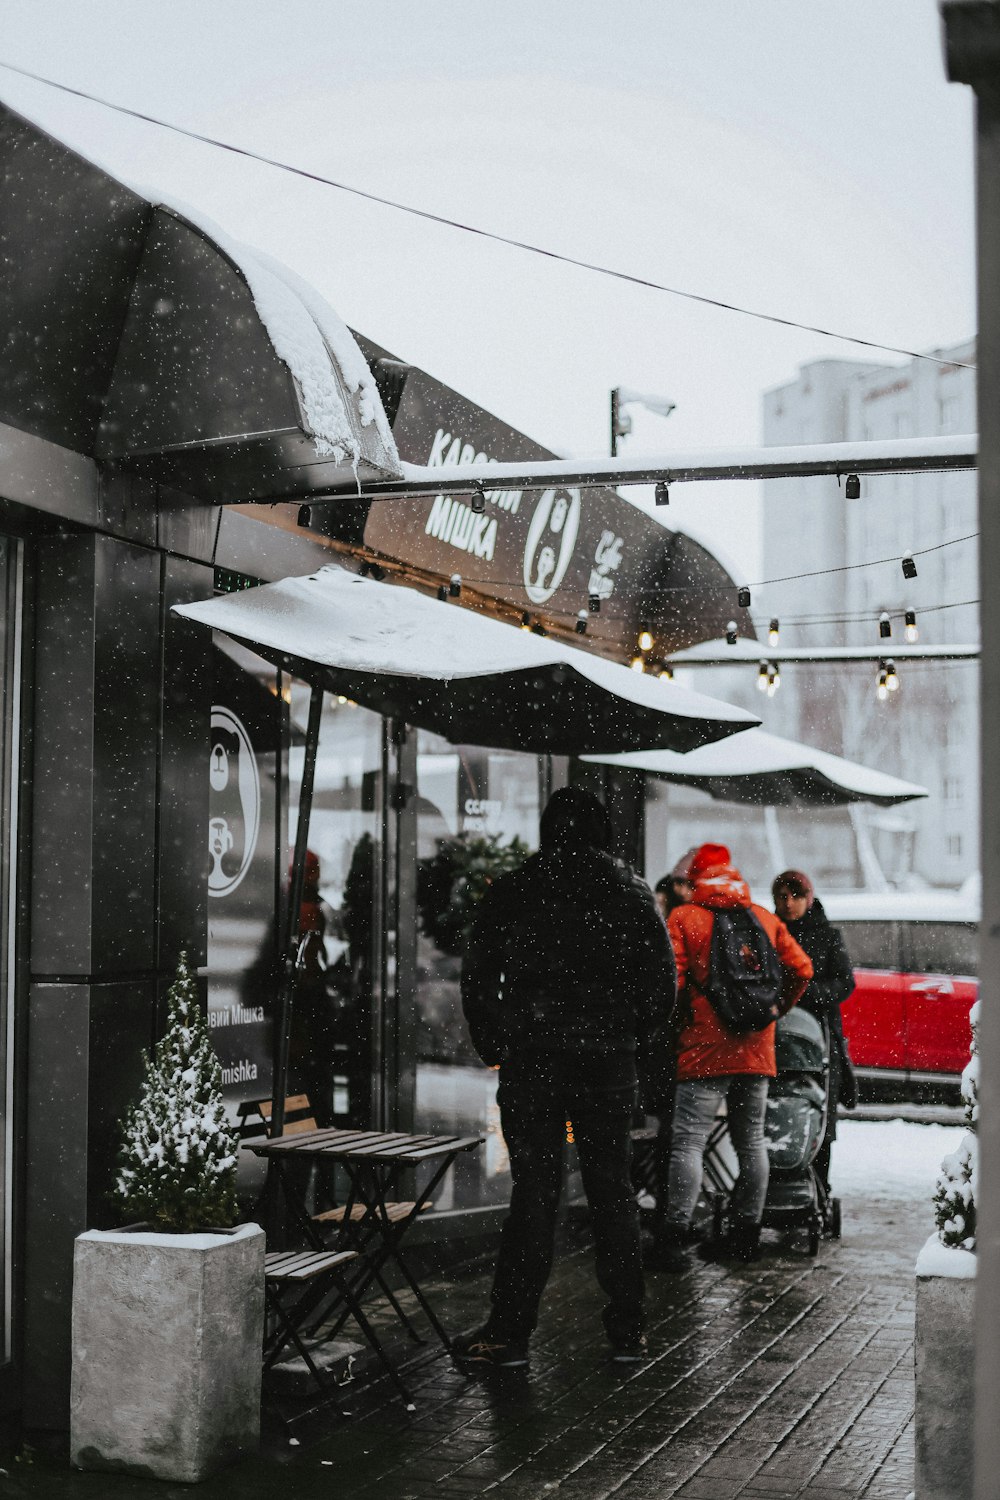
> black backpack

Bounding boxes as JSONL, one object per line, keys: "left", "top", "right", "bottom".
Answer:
{"left": 704, "top": 908, "right": 783, "bottom": 1035}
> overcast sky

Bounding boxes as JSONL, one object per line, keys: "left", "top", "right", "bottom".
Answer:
{"left": 0, "top": 0, "right": 975, "bottom": 574}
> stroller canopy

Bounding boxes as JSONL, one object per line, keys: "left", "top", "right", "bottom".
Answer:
{"left": 775, "top": 1008, "right": 827, "bottom": 1074}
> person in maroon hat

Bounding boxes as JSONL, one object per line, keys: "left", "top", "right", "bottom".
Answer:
{"left": 772, "top": 870, "right": 857, "bottom": 1192}
{"left": 655, "top": 844, "right": 812, "bottom": 1269}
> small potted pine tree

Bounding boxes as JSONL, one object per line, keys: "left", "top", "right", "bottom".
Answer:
{"left": 70, "top": 952, "right": 265, "bottom": 1483}
{"left": 914, "top": 998, "right": 979, "bottom": 1500}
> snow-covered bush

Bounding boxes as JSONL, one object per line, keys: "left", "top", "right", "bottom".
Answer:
{"left": 933, "top": 999, "right": 979, "bottom": 1252}
{"left": 115, "top": 952, "right": 239, "bottom": 1232}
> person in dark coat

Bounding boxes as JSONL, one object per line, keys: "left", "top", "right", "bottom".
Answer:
{"left": 456, "top": 786, "right": 677, "bottom": 1367}
{"left": 772, "top": 870, "right": 857, "bottom": 1191}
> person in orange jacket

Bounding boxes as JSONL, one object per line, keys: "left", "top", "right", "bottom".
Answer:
{"left": 656, "top": 843, "right": 813, "bottom": 1269}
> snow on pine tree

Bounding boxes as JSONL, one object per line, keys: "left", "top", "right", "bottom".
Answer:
{"left": 933, "top": 998, "right": 979, "bottom": 1252}
{"left": 115, "top": 951, "right": 239, "bottom": 1232}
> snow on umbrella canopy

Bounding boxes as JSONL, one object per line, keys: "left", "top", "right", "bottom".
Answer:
{"left": 173, "top": 564, "right": 758, "bottom": 756}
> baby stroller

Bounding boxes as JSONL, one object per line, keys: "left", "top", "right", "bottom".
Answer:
{"left": 760, "top": 1007, "right": 841, "bottom": 1254}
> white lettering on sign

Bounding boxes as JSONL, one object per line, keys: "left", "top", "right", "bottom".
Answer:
{"left": 208, "top": 1005, "right": 266, "bottom": 1029}
{"left": 425, "top": 495, "right": 497, "bottom": 560}
{"left": 462, "top": 797, "right": 503, "bottom": 834}
{"left": 589, "top": 529, "right": 625, "bottom": 601}
{"left": 221, "top": 1059, "right": 259, "bottom": 1085}
{"left": 426, "top": 428, "right": 523, "bottom": 514}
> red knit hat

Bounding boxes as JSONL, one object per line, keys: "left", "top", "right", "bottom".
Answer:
{"left": 687, "top": 843, "right": 732, "bottom": 881}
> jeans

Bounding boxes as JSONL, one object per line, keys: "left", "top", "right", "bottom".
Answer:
{"left": 665, "top": 1074, "right": 770, "bottom": 1229}
{"left": 488, "top": 1051, "right": 644, "bottom": 1346}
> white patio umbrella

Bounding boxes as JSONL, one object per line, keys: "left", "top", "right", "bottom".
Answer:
{"left": 582, "top": 727, "right": 927, "bottom": 808}
{"left": 174, "top": 563, "right": 758, "bottom": 756}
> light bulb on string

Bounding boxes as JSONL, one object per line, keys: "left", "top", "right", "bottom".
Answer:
{"left": 886, "top": 660, "right": 899, "bottom": 692}
{"left": 878, "top": 611, "right": 892, "bottom": 640}
{"left": 471, "top": 485, "right": 486, "bottom": 514}
{"left": 520, "top": 612, "right": 532, "bottom": 631}
{"left": 655, "top": 481, "right": 669, "bottom": 506}
{"left": 658, "top": 666, "right": 674, "bottom": 681}
{"left": 575, "top": 610, "right": 588, "bottom": 635}
{"left": 449, "top": 574, "right": 462, "bottom": 598}
{"left": 902, "top": 551, "right": 917, "bottom": 579}
{"left": 726, "top": 620, "right": 738, "bottom": 646}
{"left": 638, "top": 623, "right": 654, "bottom": 652}
{"left": 738, "top": 587, "right": 751, "bottom": 609}
{"left": 588, "top": 593, "right": 601, "bottom": 614}
{"left": 905, "top": 610, "right": 918, "bottom": 643}
{"left": 630, "top": 654, "right": 645, "bottom": 673}
{"left": 877, "top": 666, "right": 889, "bottom": 701}
{"left": 768, "top": 618, "right": 780, "bottom": 646}
{"left": 757, "top": 660, "right": 769, "bottom": 692}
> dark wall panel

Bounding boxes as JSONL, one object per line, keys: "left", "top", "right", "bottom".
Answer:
{"left": 31, "top": 534, "right": 160, "bottom": 975}
{"left": 159, "top": 556, "right": 213, "bottom": 969}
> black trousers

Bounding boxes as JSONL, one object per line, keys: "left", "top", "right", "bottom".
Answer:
{"left": 487, "top": 1052, "right": 644, "bottom": 1345}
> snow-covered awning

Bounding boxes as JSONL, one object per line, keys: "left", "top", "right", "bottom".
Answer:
{"left": 0, "top": 101, "right": 401, "bottom": 501}
{"left": 582, "top": 727, "right": 928, "bottom": 807}
{"left": 173, "top": 565, "right": 760, "bottom": 755}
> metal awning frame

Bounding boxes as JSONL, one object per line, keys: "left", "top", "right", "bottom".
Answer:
{"left": 236, "top": 433, "right": 978, "bottom": 505}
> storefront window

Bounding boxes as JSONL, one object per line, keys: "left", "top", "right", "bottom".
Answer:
{"left": 413, "top": 733, "right": 541, "bottom": 1210}
{"left": 285, "top": 691, "right": 384, "bottom": 1129}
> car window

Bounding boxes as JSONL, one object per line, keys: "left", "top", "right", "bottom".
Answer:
{"left": 836, "top": 920, "right": 899, "bottom": 971}
{"left": 903, "top": 922, "right": 979, "bottom": 978}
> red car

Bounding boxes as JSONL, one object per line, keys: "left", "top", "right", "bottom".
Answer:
{"left": 821, "top": 893, "right": 978, "bottom": 1100}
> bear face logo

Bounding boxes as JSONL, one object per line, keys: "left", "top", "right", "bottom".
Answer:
{"left": 522, "top": 488, "right": 581, "bottom": 604}
{"left": 208, "top": 706, "right": 261, "bottom": 898}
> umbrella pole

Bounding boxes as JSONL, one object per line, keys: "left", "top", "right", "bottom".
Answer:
{"left": 271, "top": 680, "right": 325, "bottom": 1139}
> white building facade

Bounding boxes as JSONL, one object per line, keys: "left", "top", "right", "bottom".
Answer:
{"left": 759, "top": 338, "right": 977, "bottom": 888}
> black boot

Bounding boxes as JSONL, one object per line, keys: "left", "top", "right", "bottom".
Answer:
{"left": 646, "top": 1224, "right": 691, "bottom": 1272}
{"left": 698, "top": 1214, "right": 761, "bottom": 1264}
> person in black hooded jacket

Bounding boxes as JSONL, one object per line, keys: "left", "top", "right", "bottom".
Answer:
{"left": 456, "top": 786, "right": 676, "bottom": 1367}
{"left": 773, "top": 870, "right": 857, "bottom": 1191}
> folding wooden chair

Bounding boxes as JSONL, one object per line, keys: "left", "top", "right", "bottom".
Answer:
{"left": 263, "top": 1248, "right": 412, "bottom": 1415}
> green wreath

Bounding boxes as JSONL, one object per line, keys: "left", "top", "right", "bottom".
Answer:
{"left": 417, "top": 832, "right": 531, "bottom": 955}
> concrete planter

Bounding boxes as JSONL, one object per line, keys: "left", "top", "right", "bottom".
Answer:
{"left": 71, "top": 1222, "right": 265, "bottom": 1484}
{"left": 915, "top": 1234, "right": 976, "bottom": 1500}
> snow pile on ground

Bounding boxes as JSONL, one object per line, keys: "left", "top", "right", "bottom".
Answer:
{"left": 831, "top": 1119, "right": 964, "bottom": 1201}
{"left": 915, "top": 1232, "right": 976, "bottom": 1278}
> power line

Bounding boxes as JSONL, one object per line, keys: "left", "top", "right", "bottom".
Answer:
{"left": 0, "top": 56, "right": 977, "bottom": 373}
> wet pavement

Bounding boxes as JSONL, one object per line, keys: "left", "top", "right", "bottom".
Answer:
{"left": 4, "top": 1124, "right": 936, "bottom": 1500}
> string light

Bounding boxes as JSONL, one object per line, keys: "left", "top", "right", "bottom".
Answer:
{"left": 520, "top": 612, "right": 532, "bottom": 631}
{"left": 738, "top": 587, "right": 751, "bottom": 609}
{"left": 726, "top": 620, "right": 738, "bottom": 646}
{"left": 877, "top": 666, "right": 889, "bottom": 701}
{"left": 767, "top": 664, "right": 781, "bottom": 696}
{"left": 902, "top": 551, "right": 917, "bottom": 579}
{"left": 630, "top": 654, "right": 645, "bottom": 672}
{"left": 845, "top": 473, "right": 861, "bottom": 500}
{"left": 638, "top": 623, "right": 654, "bottom": 652}
{"left": 878, "top": 611, "right": 892, "bottom": 639}
{"left": 589, "top": 593, "right": 601, "bottom": 614}
{"left": 655, "top": 481, "right": 670, "bottom": 506}
{"left": 658, "top": 666, "right": 674, "bottom": 681}
{"left": 437, "top": 584, "right": 448, "bottom": 601}
{"left": 471, "top": 484, "right": 486, "bottom": 514}
{"left": 575, "top": 610, "right": 588, "bottom": 635}
{"left": 905, "top": 609, "right": 918, "bottom": 643}
{"left": 297, "top": 504, "right": 312, "bottom": 528}
{"left": 532, "top": 622, "right": 548, "bottom": 637}
{"left": 885, "top": 659, "right": 899, "bottom": 692}
{"left": 449, "top": 574, "right": 462, "bottom": 598}
{"left": 758, "top": 661, "right": 769, "bottom": 692}
{"left": 768, "top": 618, "right": 780, "bottom": 646}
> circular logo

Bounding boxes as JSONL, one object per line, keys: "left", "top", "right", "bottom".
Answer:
{"left": 208, "top": 706, "right": 261, "bottom": 899}
{"left": 523, "top": 488, "right": 581, "bottom": 604}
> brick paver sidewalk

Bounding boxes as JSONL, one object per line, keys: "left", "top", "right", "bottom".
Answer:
{"left": 4, "top": 1128, "right": 932, "bottom": 1500}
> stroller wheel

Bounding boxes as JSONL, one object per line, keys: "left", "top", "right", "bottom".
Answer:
{"left": 829, "top": 1197, "right": 842, "bottom": 1240}
{"left": 807, "top": 1221, "right": 821, "bottom": 1257}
